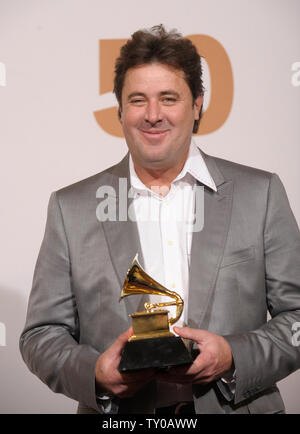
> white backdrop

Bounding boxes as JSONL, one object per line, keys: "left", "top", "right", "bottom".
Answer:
{"left": 0, "top": 0, "right": 299, "bottom": 413}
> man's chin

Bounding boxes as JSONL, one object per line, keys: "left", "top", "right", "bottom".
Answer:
{"left": 140, "top": 155, "right": 171, "bottom": 169}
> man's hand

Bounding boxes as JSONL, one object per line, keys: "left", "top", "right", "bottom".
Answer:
{"left": 156, "top": 327, "right": 234, "bottom": 384}
{"left": 95, "top": 327, "right": 155, "bottom": 398}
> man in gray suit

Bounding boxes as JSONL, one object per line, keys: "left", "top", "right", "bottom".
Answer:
{"left": 20, "top": 25, "right": 300, "bottom": 414}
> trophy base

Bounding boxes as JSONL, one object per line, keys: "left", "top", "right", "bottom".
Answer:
{"left": 118, "top": 336, "right": 193, "bottom": 372}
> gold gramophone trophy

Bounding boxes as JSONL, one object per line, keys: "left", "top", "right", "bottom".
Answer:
{"left": 118, "top": 255, "right": 193, "bottom": 372}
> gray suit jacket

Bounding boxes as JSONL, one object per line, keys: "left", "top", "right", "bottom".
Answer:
{"left": 20, "top": 151, "right": 300, "bottom": 414}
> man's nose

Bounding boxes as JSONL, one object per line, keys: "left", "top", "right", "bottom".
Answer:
{"left": 144, "top": 100, "right": 162, "bottom": 125}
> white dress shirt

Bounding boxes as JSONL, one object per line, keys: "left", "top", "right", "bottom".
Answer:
{"left": 129, "top": 140, "right": 217, "bottom": 407}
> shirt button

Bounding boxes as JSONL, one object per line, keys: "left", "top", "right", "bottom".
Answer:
{"left": 171, "top": 283, "right": 176, "bottom": 288}
{"left": 168, "top": 240, "right": 173, "bottom": 246}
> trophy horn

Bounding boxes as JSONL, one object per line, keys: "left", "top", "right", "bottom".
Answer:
{"left": 120, "top": 255, "right": 183, "bottom": 326}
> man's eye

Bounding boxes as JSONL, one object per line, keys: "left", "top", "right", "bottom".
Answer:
{"left": 130, "top": 99, "right": 145, "bottom": 105}
{"left": 162, "top": 97, "right": 177, "bottom": 104}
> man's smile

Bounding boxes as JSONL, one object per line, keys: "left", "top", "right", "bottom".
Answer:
{"left": 139, "top": 129, "right": 169, "bottom": 139}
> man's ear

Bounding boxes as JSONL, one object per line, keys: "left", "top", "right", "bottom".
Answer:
{"left": 193, "top": 94, "right": 203, "bottom": 120}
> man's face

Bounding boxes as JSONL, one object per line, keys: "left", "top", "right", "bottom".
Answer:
{"left": 120, "top": 62, "right": 202, "bottom": 172}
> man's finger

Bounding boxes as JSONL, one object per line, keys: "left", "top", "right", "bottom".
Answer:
{"left": 174, "top": 326, "right": 208, "bottom": 343}
{"left": 110, "top": 327, "right": 133, "bottom": 356}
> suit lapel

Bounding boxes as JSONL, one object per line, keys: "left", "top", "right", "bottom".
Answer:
{"left": 188, "top": 153, "right": 234, "bottom": 329}
{"left": 100, "top": 154, "right": 148, "bottom": 320}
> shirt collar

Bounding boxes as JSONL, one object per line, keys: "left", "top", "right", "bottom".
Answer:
{"left": 173, "top": 140, "right": 217, "bottom": 191}
{"left": 129, "top": 140, "right": 217, "bottom": 192}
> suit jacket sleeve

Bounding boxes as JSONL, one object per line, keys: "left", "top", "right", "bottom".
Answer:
{"left": 225, "top": 173, "right": 300, "bottom": 405}
{"left": 19, "top": 192, "right": 101, "bottom": 412}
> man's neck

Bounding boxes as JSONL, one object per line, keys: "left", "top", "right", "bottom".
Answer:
{"left": 132, "top": 148, "right": 190, "bottom": 195}
{"left": 133, "top": 162, "right": 185, "bottom": 195}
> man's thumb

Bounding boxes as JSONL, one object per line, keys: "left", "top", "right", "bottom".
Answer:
{"left": 174, "top": 326, "right": 208, "bottom": 343}
{"left": 112, "top": 326, "right": 133, "bottom": 354}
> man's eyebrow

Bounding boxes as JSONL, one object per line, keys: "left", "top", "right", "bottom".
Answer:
{"left": 127, "top": 90, "right": 180, "bottom": 100}
{"left": 160, "top": 90, "right": 180, "bottom": 97}
{"left": 127, "top": 92, "right": 146, "bottom": 100}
